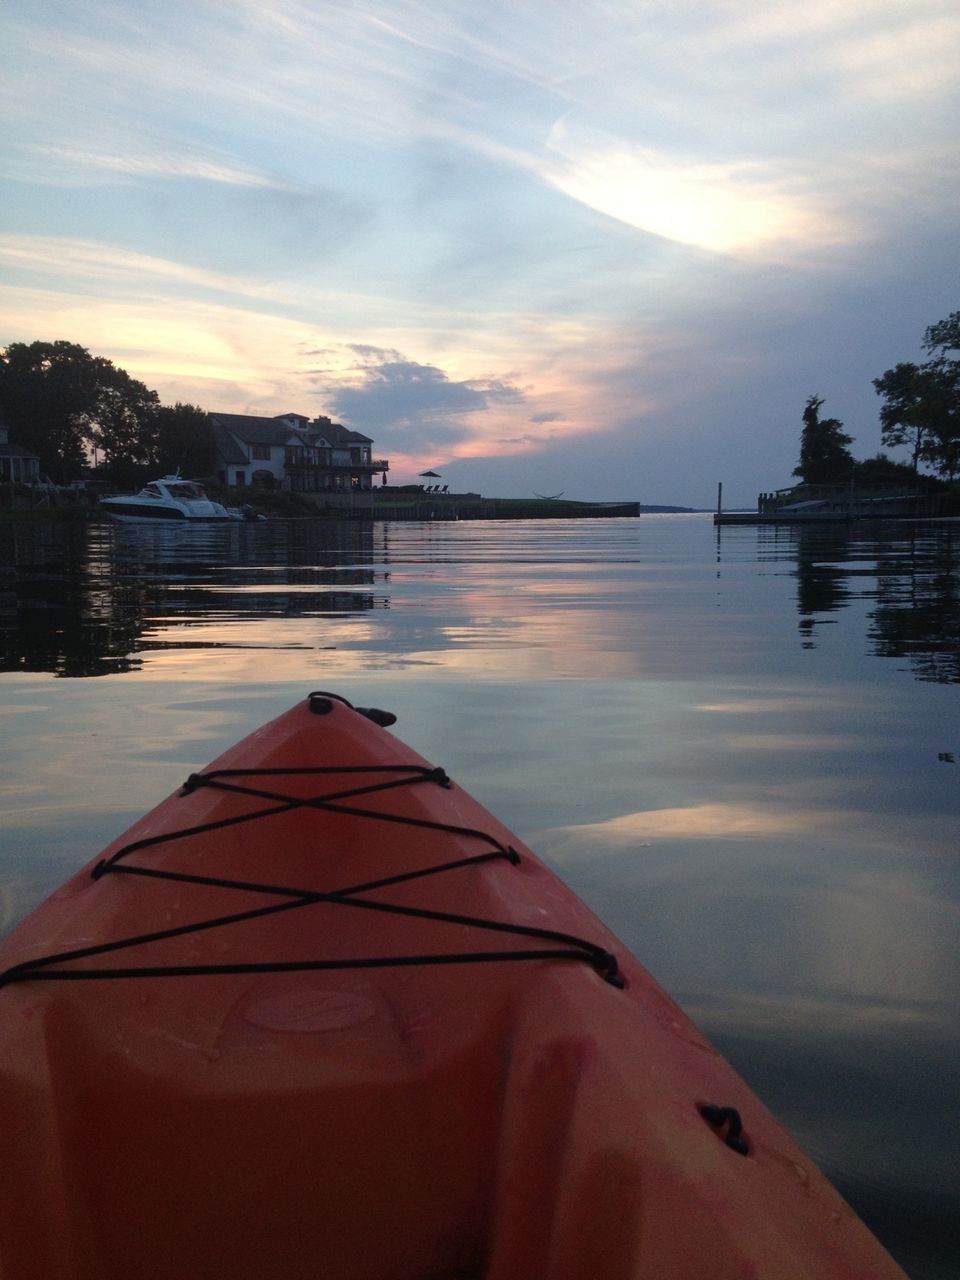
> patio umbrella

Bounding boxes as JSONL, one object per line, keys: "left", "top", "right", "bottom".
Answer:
{"left": 419, "top": 469, "right": 441, "bottom": 478}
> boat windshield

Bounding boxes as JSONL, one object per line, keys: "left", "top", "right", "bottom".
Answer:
{"left": 165, "top": 482, "right": 206, "bottom": 499}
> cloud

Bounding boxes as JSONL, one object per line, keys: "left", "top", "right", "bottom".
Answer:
{"left": 316, "top": 355, "right": 526, "bottom": 437}
{"left": 0, "top": 235, "right": 290, "bottom": 300}
{"left": 347, "top": 344, "right": 404, "bottom": 363}
{"left": 22, "top": 144, "right": 304, "bottom": 192}
{"left": 541, "top": 119, "right": 856, "bottom": 258}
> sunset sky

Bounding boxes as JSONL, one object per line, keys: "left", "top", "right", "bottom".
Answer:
{"left": 2, "top": 1, "right": 958, "bottom": 505}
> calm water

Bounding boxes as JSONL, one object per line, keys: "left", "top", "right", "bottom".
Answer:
{"left": 2, "top": 513, "right": 958, "bottom": 1277}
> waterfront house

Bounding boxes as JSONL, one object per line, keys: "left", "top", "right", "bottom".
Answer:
{"left": 0, "top": 417, "right": 41, "bottom": 485}
{"left": 209, "top": 412, "right": 389, "bottom": 493}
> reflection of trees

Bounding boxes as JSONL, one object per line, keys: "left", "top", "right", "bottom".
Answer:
{"left": 778, "top": 522, "right": 960, "bottom": 681}
{"left": 0, "top": 521, "right": 139, "bottom": 676}
{"left": 786, "top": 524, "right": 853, "bottom": 647}
{"left": 0, "top": 520, "right": 382, "bottom": 678}
{"left": 869, "top": 529, "right": 960, "bottom": 683}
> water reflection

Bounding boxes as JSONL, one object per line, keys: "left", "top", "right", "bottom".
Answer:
{"left": 6, "top": 516, "right": 960, "bottom": 687}
{"left": 0, "top": 520, "right": 385, "bottom": 676}
{"left": 871, "top": 527, "right": 960, "bottom": 683}
{"left": 726, "top": 521, "right": 960, "bottom": 681}
{"left": 790, "top": 525, "right": 852, "bottom": 646}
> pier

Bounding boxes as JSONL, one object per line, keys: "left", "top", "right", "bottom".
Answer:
{"left": 714, "top": 483, "right": 957, "bottom": 525}
{"left": 298, "top": 491, "right": 641, "bottom": 521}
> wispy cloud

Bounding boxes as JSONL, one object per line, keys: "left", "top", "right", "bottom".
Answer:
{"left": 0, "top": 235, "right": 282, "bottom": 300}
{"left": 29, "top": 145, "right": 302, "bottom": 192}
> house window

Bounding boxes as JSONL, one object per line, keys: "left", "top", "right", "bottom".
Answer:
{"left": 251, "top": 444, "right": 271, "bottom": 460}
{"left": 235, "top": 472, "right": 246, "bottom": 487}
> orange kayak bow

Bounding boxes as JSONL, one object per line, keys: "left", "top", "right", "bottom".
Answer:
{"left": 0, "top": 692, "right": 908, "bottom": 1279}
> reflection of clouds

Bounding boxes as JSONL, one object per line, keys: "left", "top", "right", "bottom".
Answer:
{"left": 532, "top": 803, "right": 960, "bottom": 1009}
{"left": 139, "top": 646, "right": 438, "bottom": 681}
{"left": 720, "top": 732, "right": 868, "bottom": 752}
{"left": 535, "top": 801, "right": 835, "bottom": 847}
{"left": 696, "top": 696, "right": 838, "bottom": 714}
{"left": 0, "top": 792, "right": 47, "bottom": 816}
{"left": 143, "top": 616, "right": 380, "bottom": 650}
{"left": 685, "top": 990, "right": 951, "bottom": 1039}
{"left": 424, "top": 624, "right": 649, "bottom": 679}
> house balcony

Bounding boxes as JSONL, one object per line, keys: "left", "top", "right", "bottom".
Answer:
{"left": 284, "top": 458, "right": 389, "bottom": 474}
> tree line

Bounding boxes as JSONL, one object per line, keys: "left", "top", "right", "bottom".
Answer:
{"left": 0, "top": 340, "right": 215, "bottom": 486}
{"left": 795, "top": 310, "right": 960, "bottom": 486}
{"left": 3, "top": 315, "right": 958, "bottom": 492}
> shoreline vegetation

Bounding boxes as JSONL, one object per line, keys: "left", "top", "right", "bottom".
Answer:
{"left": 719, "top": 311, "right": 960, "bottom": 525}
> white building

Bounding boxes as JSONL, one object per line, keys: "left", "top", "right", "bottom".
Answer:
{"left": 210, "top": 413, "right": 389, "bottom": 492}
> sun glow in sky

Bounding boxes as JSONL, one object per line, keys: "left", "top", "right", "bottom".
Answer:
{"left": 1, "top": 0, "right": 958, "bottom": 503}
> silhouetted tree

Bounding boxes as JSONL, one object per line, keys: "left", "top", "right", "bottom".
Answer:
{"left": 89, "top": 366, "right": 160, "bottom": 485}
{"left": 923, "top": 311, "right": 960, "bottom": 354}
{"left": 0, "top": 340, "right": 103, "bottom": 480}
{"left": 153, "top": 403, "right": 215, "bottom": 478}
{"left": 920, "top": 312, "right": 960, "bottom": 481}
{"left": 874, "top": 310, "right": 960, "bottom": 481}
{"left": 793, "top": 395, "right": 855, "bottom": 484}
{"left": 850, "top": 453, "right": 925, "bottom": 487}
{"left": 873, "top": 363, "right": 936, "bottom": 472}
{"left": 0, "top": 340, "right": 162, "bottom": 483}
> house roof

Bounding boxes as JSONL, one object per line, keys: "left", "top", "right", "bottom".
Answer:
{"left": 209, "top": 411, "right": 373, "bottom": 450}
{"left": 305, "top": 419, "right": 372, "bottom": 446}
{"left": 0, "top": 442, "right": 40, "bottom": 458}
{"left": 209, "top": 413, "right": 304, "bottom": 445}
{"left": 209, "top": 421, "right": 252, "bottom": 465}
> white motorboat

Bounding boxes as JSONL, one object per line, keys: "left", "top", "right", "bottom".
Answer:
{"left": 100, "top": 476, "right": 242, "bottom": 523}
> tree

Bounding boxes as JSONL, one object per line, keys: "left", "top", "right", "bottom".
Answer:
{"left": 873, "top": 362, "right": 936, "bottom": 471}
{"left": 0, "top": 339, "right": 206, "bottom": 485}
{"left": 153, "top": 403, "right": 216, "bottom": 478}
{"left": 88, "top": 365, "right": 160, "bottom": 485}
{"left": 0, "top": 340, "right": 164, "bottom": 483}
{"left": 0, "top": 340, "right": 104, "bottom": 480}
{"left": 923, "top": 311, "right": 960, "bottom": 356}
{"left": 874, "top": 310, "right": 960, "bottom": 481}
{"left": 921, "top": 312, "right": 960, "bottom": 481}
{"left": 793, "top": 395, "right": 855, "bottom": 484}
{"left": 917, "top": 366, "right": 960, "bottom": 481}
{"left": 850, "top": 452, "right": 923, "bottom": 487}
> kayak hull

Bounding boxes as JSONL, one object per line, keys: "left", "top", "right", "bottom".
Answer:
{"left": 0, "top": 693, "right": 907, "bottom": 1279}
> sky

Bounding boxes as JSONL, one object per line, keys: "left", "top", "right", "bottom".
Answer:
{"left": 1, "top": 1, "right": 958, "bottom": 507}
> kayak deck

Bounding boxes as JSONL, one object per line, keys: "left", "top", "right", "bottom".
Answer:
{"left": 0, "top": 692, "right": 908, "bottom": 1279}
